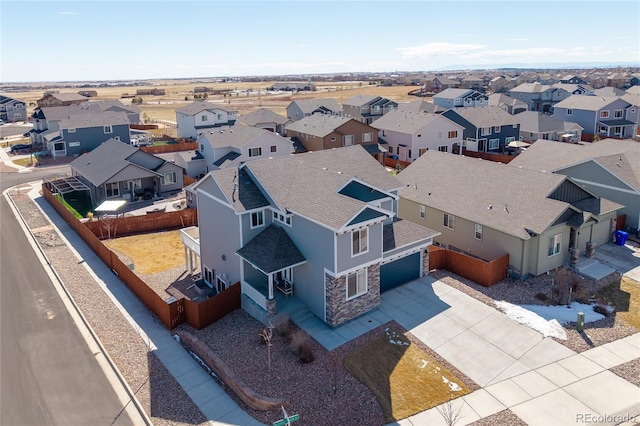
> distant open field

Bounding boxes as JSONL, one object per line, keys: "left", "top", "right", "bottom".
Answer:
{"left": 2, "top": 79, "right": 423, "bottom": 125}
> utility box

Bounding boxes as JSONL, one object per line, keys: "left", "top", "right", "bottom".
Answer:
{"left": 576, "top": 312, "right": 585, "bottom": 332}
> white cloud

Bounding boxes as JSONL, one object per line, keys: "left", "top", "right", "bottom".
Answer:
{"left": 58, "top": 11, "right": 80, "bottom": 15}
{"left": 461, "top": 47, "right": 566, "bottom": 60}
{"left": 398, "top": 42, "right": 486, "bottom": 59}
{"left": 508, "top": 38, "right": 529, "bottom": 41}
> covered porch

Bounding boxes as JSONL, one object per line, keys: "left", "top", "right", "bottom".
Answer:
{"left": 236, "top": 225, "right": 306, "bottom": 325}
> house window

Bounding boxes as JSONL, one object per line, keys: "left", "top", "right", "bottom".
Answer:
{"left": 347, "top": 268, "right": 368, "bottom": 299}
{"left": 217, "top": 114, "right": 223, "bottom": 120}
{"left": 68, "top": 141, "right": 81, "bottom": 147}
{"left": 249, "top": 147, "right": 262, "bottom": 157}
{"left": 614, "top": 126, "right": 622, "bottom": 135}
{"left": 105, "top": 182, "right": 119, "bottom": 198}
{"left": 389, "top": 146, "right": 394, "bottom": 154}
{"left": 567, "top": 109, "right": 573, "bottom": 116}
{"left": 443, "top": 213, "right": 455, "bottom": 230}
{"left": 481, "top": 127, "right": 491, "bottom": 136}
{"left": 162, "top": 171, "right": 177, "bottom": 185}
{"left": 352, "top": 228, "right": 368, "bottom": 256}
{"left": 448, "top": 130, "right": 458, "bottom": 138}
{"left": 475, "top": 224, "right": 483, "bottom": 241}
{"left": 438, "top": 145, "right": 448, "bottom": 152}
{"left": 250, "top": 210, "right": 264, "bottom": 228}
{"left": 203, "top": 266, "right": 214, "bottom": 285}
{"left": 598, "top": 125, "right": 607, "bottom": 134}
{"left": 362, "top": 132, "right": 373, "bottom": 142}
{"left": 600, "top": 110, "right": 610, "bottom": 119}
{"left": 408, "top": 149, "right": 412, "bottom": 158}
{"left": 68, "top": 128, "right": 76, "bottom": 133}
{"left": 273, "top": 211, "right": 292, "bottom": 227}
{"left": 548, "top": 233, "right": 561, "bottom": 257}
{"left": 493, "top": 126, "right": 501, "bottom": 133}
{"left": 419, "top": 205, "right": 426, "bottom": 219}
{"left": 505, "top": 137, "right": 515, "bottom": 144}
{"left": 104, "top": 125, "right": 112, "bottom": 134}
{"left": 201, "top": 115, "right": 208, "bottom": 122}
{"left": 343, "top": 135, "right": 354, "bottom": 146}
{"left": 614, "top": 109, "right": 624, "bottom": 118}
{"left": 330, "top": 136, "right": 336, "bottom": 142}
{"left": 419, "top": 148, "right": 428, "bottom": 156}
{"left": 437, "top": 131, "right": 443, "bottom": 139}
{"left": 270, "top": 145, "right": 277, "bottom": 153}
{"left": 488, "top": 139, "right": 500, "bottom": 150}
{"left": 127, "top": 179, "right": 142, "bottom": 191}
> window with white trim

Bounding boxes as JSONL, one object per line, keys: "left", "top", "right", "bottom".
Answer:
{"left": 505, "top": 137, "right": 515, "bottom": 144}
{"left": 343, "top": 135, "right": 354, "bottom": 146}
{"left": 352, "top": 228, "right": 368, "bottom": 256}
{"left": 68, "top": 128, "right": 76, "bottom": 133}
{"left": 475, "top": 224, "right": 483, "bottom": 241}
{"left": 362, "top": 132, "right": 373, "bottom": 142}
{"left": 249, "top": 147, "right": 262, "bottom": 157}
{"left": 105, "top": 182, "right": 119, "bottom": 198}
{"left": 438, "top": 145, "right": 448, "bottom": 152}
{"left": 448, "top": 130, "right": 458, "bottom": 138}
{"left": 250, "top": 210, "right": 264, "bottom": 228}
{"left": 493, "top": 126, "right": 501, "bottom": 133}
{"left": 273, "top": 211, "right": 292, "bottom": 227}
{"left": 203, "top": 266, "right": 214, "bottom": 285}
{"left": 419, "top": 204, "right": 426, "bottom": 219}
{"left": 614, "top": 109, "right": 624, "bottom": 118}
{"left": 481, "top": 127, "right": 491, "bottom": 136}
{"left": 488, "top": 139, "right": 499, "bottom": 150}
{"left": 443, "top": 213, "right": 455, "bottom": 230}
{"left": 104, "top": 125, "right": 112, "bottom": 134}
{"left": 437, "top": 131, "right": 443, "bottom": 139}
{"left": 162, "top": 171, "right": 177, "bottom": 185}
{"left": 548, "top": 233, "right": 561, "bottom": 257}
{"left": 201, "top": 115, "right": 208, "bottom": 122}
{"left": 347, "top": 268, "right": 368, "bottom": 299}
{"left": 567, "top": 108, "right": 573, "bottom": 116}
{"left": 600, "top": 110, "right": 609, "bottom": 119}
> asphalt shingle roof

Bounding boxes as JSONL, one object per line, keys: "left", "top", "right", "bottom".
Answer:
{"left": 371, "top": 109, "right": 459, "bottom": 134}
{"left": 236, "top": 108, "right": 289, "bottom": 126}
{"left": 198, "top": 125, "right": 270, "bottom": 150}
{"left": 553, "top": 95, "right": 626, "bottom": 111}
{"left": 445, "top": 106, "right": 520, "bottom": 127}
{"left": 236, "top": 224, "right": 306, "bottom": 274}
{"left": 383, "top": 219, "right": 440, "bottom": 252}
{"left": 175, "top": 101, "right": 235, "bottom": 116}
{"left": 285, "top": 114, "right": 353, "bottom": 138}
{"left": 289, "top": 98, "right": 342, "bottom": 115}
{"left": 516, "top": 111, "right": 583, "bottom": 133}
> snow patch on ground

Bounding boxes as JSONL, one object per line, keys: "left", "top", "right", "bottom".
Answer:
{"left": 441, "top": 376, "right": 462, "bottom": 392}
{"left": 495, "top": 301, "right": 607, "bottom": 340}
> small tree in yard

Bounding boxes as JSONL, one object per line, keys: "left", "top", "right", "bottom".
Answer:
{"left": 437, "top": 396, "right": 464, "bottom": 426}
{"left": 259, "top": 324, "right": 274, "bottom": 373}
{"left": 552, "top": 266, "right": 572, "bottom": 305}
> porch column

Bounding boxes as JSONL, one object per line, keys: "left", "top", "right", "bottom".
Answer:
{"left": 268, "top": 273, "right": 274, "bottom": 299}
{"left": 184, "top": 246, "right": 189, "bottom": 274}
{"left": 189, "top": 250, "right": 194, "bottom": 275}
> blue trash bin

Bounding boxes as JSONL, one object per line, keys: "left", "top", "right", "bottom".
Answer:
{"left": 615, "top": 230, "right": 629, "bottom": 246}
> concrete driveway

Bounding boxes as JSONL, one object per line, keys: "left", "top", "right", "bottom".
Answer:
{"left": 594, "top": 241, "right": 640, "bottom": 282}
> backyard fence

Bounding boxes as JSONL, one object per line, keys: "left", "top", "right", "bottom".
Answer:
{"left": 84, "top": 209, "right": 198, "bottom": 239}
{"left": 42, "top": 184, "right": 238, "bottom": 330}
{"left": 428, "top": 245, "right": 509, "bottom": 287}
{"left": 140, "top": 141, "right": 197, "bottom": 154}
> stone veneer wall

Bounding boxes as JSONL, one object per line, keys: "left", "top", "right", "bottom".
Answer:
{"left": 421, "top": 248, "right": 430, "bottom": 276}
{"left": 325, "top": 263, "right": 381, "bottom": 328}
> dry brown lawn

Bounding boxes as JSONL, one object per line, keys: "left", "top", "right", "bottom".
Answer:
{"left": 343, "top": 327, "right": 471, "bottom": 423}
{"left": 103, "top": 230, "right": 184, "bottom": 274}
{"left": 598, "top": 276, "right": 640, "bottom": 331}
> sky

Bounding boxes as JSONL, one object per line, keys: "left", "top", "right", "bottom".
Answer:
{"left": 1, "top": 1, "right": 639, "bottom": 83}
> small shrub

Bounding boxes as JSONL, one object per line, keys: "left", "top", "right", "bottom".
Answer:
{"left": 275, "top": 321, "right": 291, "bottom": 340}
{"left": 290, "top": 328, "right": 308, "bottom": 354}
{"left": 593, "top": 304, "right": 612, "bottom": 317}
{"left": 298, "top": 341, "right": 315, "bottom": 364}
{"left": 535, "top": 292, "right": 549, "bottom": 303}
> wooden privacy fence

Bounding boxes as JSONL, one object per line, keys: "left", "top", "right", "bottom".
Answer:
{"left": 140, "top": 142, "right": 197, "bottom": 154}
{"left": 42, "top": 184, "right": 238, "bottom": 330}
{"left": 85, "top": 209, "right": 198, "bottom": 239}
{"left": 428, "top": 245, "right": 509, "bottom": 287}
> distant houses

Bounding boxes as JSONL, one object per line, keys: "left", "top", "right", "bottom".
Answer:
{"left": 0, "top": 95, "right": 27, "bottom": 122}
{"left": 175, "top": 101, "right": 238, "bottom": 139}
{"left": 37, "top": 92, "right": 89, "bottom": 107}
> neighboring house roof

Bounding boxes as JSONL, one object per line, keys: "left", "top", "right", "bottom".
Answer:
{"left": 433, "top": 88, "right": 474, "bottom": 99}
{"left": 621, "top": 93, "right": 640, "bottom": 107}
{"left": 289, "top": 98, "right": 342, "bottom": 115}
{"left": 175, "top": 101, "right": 235, "bottom": 116}
{"left": 552, "top": 83, "right": 593, "bottom": 93}
{"left": 383, "top": 219, "right": 439, "bottom": 252}
{"left": 342, "top": 94, "right": 379, "bottom": 107}
{"left": 594, "top": 87, "right": 626, "bottom": 97}
{"left": 43, "top": 92, "right": 89, "bottom": 102}
{"left": 285, "top": 114, "right": 354, "bottom": 138}
{"left": 371, "top": 109, "right": 460, "bottom": 134}
{"left": 445, "top": 106, "right": 520, "bottom": 127}
{"left": 198, "top": 125, "right": 275, "bottom": 150}
{"left": 212, "top": 151, "right": 242, "bottom": 167}
{"left": 626, "top": 86, "right": 640, "bottom": 95}
{"left": 236, "top": 224, "right": 306, "bottom": 274}
{"left": 510, "top": 83, "right": 552, "bottom": 93}
{"left": 60, "top": 111, "right": 130, "bottom": 129}
{"left": 553, "top": 95, "right": 626, "bottom": 111}
{"left": 488, "top": 93, "right": 527, "bottom": 108}
{"left": 399, "top": 151, "right": 587, "bottom": 240}
{"left": 236, "top": 108, "right": 289, "bottom": 126}
{"left": 395, "top": 99, "right": 444, "bottom": 114}
{"left": 509, "top": 138, "right": 640, "bottom": 192}
{"left": 174, "top": 150, "right": 204, "bottom": 162}
{"left": 70, "top": 138, "right": 166, "bottom": 187}
{"left": 516, "top": 111, "right": 583, "bottom": 133}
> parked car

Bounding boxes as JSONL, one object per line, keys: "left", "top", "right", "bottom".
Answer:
{"left": 9, "top": 143, "right": 32, "bottom": 154}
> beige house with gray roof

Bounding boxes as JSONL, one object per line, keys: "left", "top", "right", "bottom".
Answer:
{"left": 397, "top": 150, "right": 622, "bottom": 279}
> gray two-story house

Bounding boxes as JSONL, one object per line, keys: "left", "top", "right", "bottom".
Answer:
{"left": 509, "top": 83, "right": 571, "bottom": 113}
{"left": 286, "top": 98, "right": 342, "bottom": 121}
{"left": 342, "top": 95, "right": 397, "bottom": 125}
{"left": 0, "top": 95, "right": 27, "bottom": 122}
{"left": 442, "top": 106, "right": 520, "bottom": 153}
{"left": 186, "top": 145, "right": 438, "bottom": 328}
{"left": 433, "top": 88, "right": 488, "bottom": 109}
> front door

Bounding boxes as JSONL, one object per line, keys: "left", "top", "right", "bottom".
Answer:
{"left": 397, "top": 145, "right": 408, "bottom": 162}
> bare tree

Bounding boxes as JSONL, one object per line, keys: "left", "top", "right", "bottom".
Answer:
{"left": 259, "top": 323, "right": 274, "bottom": 373}
{"left": 437, "top": 397, "right": 464, "bottom": 426}
{"left": 100, "top": 215, "right": 117, "bottom": 239}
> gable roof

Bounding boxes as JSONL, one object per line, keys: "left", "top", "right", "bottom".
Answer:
{"left": 198, "top": 125, "right": 273, "bottom": 150}
{"left": 395, "top": 99, "right": 445, "bottom": 114}
{"left": 398, "top": 150, "right": 573, "bottom": 239}
{"left": 433, "top": 88, "right": 473, "bottom": 99}
{"left": 236, "top": 224, "right": 306, "bottom": 274}
{"left": 343, "top": 94, "right": 380, "bottom": 107}
{"left": 43, "top": 92, "right": 88, "bottom": 102}
{"left": 175, "top": 101, "right": 235, "bottom": 116}
{"left": 509, "top": 138, "right": 640, "bottom": 192}
{"left": 236, "top": 108, "right": 289, "bottom": 126}
{"left": 69, "top": 138, "right": 164, "bottom": 186}
{"left": 444, "top": 106, "right": 520, "bottom": 127}
{"left": 60, "top": 111, "right": 130, "bottom": 130}
{"left": 285, "top": 114, "right": 356, "bottom": 138}
{"left": 516, "top": 111, "right": 583, "bottom": 133}
{"left": 553, "top": 95, "right": 629, "bottom": 111}
{"left": 371, "top": 109, "right": 461, "bottom": 134}
{"left": 288, "top": 98, "right": 342, "bottom": 115}
{"left": 510, "top": 83, "right": 553, "bottom": 93}
{"left": 488, "top": 93, "right": 527, "bottom": 108}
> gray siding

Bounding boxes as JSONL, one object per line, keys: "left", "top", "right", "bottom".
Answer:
{"left": 63, "top": 124, "right": 131, "bottom": 156}
{"left": 553, "top": 108, "right": 596, "bottom": 133}
{"left": 157, "top": 162, "right": 184, "bottom": 193}
{"left": 336, "top": 222, "right": 383, "bottom": 273}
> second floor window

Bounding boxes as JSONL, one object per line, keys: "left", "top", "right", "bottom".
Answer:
{"left": 352, "top": 228, "right": 368, "bottom": 256}
{"left": 343, "top": 135, "right": 354, "bottom": 146}
{"left": 600, "top": 110, "right": 609, "bottom": 119}
{"left": 162, "top": 171, "right": 177, "bottom": 185}
{"left": 481, "top": 127, "right": 491, "bottom": 136}
{"left": 251, "top": 210, "right": 264, "bottom": 228}
{"left": 419, "top": 205, "right": 426, "bottom": 219}
{"left": 443, "top": 213, "right": 455, "bottom": 230}
{"left": 475, "top": 224, "right": 483, "bottom": 241}
{"left": 249, "top": 147, "right": 262, "bottom": 157}
{"left": 104, "top": 125, "right": 112, "bottom": 134}
{"left": 362, "top": 132, "right": 373, "bottom": 142}
{"left": 448, "top": 130, "right": 458, "bottom": 138}
{"left": 614, "top": 109, "right": 624, "bottom": 118}
{"left": 201, "top": 115, "right": 208, "bottom": 121}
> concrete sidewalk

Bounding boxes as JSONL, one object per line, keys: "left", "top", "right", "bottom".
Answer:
{"left": 22, "top": 181, "right": 262, "bottom": 426}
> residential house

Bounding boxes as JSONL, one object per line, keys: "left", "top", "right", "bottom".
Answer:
{"left": 284, "top": 115, "right": 383, "bottom": 161}
{"left": 508, "top": 83, "right": 570, "bottom": 112}
{"left": 460, "top": 75, "right": 484, "bottom": 91}
{"left": 395, "top": 99, "right": 445, "bottom": 114}
{"left": 235, "top": 108, "right": 291, "bottom": 136}
{"left": 188, "top": 145, "right": 438, "bottom": 327}
{"left": 489, "top": 76, "right": 515, "bottom": 93}
{"left": 31, "top": 105, "right": 131, "bottom": 157}
{"left": 70, "top": 138, "right": 184, "bottom": 207}
{"left": 37, "top": 92, "right": 89, "bottom": 107}
{"left": 136, "top": 88, "right": 166, "bottom": 96}
{"left": 286, "top": 98, "right": 342, "bottom": 121}
{"left": 397, "top": 150, "right": 621, "bottom": 279}
{"left": 560, "top": 75, "right": 587, "bottom": 85}
{"left": 516, "top": 111, "right": 583, "bottom": 143}
{"left": 268, "top": 82, "right": 313, "bottom": 91}
{"left": 552, "top": 95, "right": 638, "bottom": 139}
{"left": 87, "top": 100, "right": 142, "bottom": 124}
{"left": 77, "top": 90, "right": 98, "bottom": 97}
{"left": 627, "top": 86, "right": 640, "bottom": 96}
{"left": 487, "top": 93, "right": 528, "bottom": 115}
{"left": 433, "top": 88, "right": 488, "bottom": 109}
{"left": 196, "top": 125, "right": 293, "bottom": 172}
{"left": 371, "top": 109, "right": 464, "bottom": 161}
{"left": 441, "top": 106, "right": 521, "bottom": 153}
{"left": 175, "top": 101, "right": 238, "bottom": 139}
{"left": 342, "top": 95, "right": 398, "bottom": 125}
{"left": 510, "top": 138, "right": 640, "bottom": 232}
{"left": 0, "top": 95, "right": 27, "bottom": 122}
{"left": 607, "top": 74, "right": 629, "bottom": 89}
{"left": 552, "top": 83, "right": 595, "bottom": 96}
{"left": 594, "top": 87, "right": 626, "bottom": 97}
{"left": 173, "top": 150, "right": 206, "bottom": 179}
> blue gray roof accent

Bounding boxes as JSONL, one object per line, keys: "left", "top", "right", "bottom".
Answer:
{"left": 347, "top": 208, "right": 388, "bottom": 226}
{"left": 213, "top": 151, "right": 241, "bottom": 167}
{"left": 339, "top": 180, "right": 389, "bottom": 203}
{"left": 236, "top": 225, "right": 306, "bottom": 274}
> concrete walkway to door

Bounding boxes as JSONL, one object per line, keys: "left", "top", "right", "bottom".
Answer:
{"left": 381, "top": 277, "right": 640, "bottom": 426}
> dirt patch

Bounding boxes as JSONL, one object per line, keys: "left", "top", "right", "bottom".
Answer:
{"left": 104, "top": 230, "right": 185, "bottom": 274}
